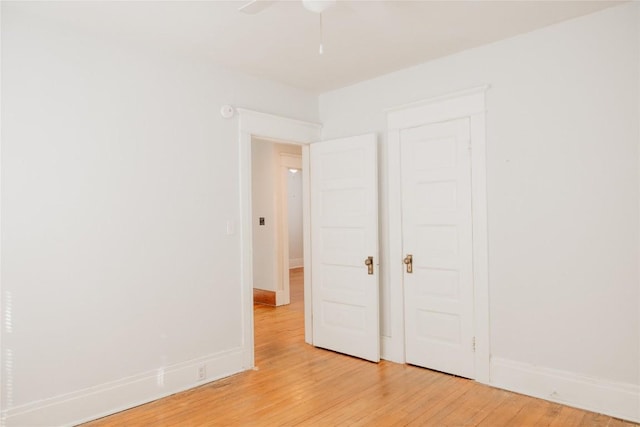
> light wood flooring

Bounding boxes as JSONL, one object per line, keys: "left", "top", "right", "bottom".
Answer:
{"left": 84, "top": 268, "right": 636, "bottom": 426}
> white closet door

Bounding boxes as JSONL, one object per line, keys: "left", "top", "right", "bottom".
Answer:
{"left": 402, "top": 118, "right": 475, "bottom": 378}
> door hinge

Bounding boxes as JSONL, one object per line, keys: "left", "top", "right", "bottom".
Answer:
{"left": 472, "top": 337, "right": 476, "bottom": 352}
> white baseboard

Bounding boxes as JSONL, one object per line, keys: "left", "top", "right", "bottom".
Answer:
{"left": 381, "top": 335, "right": 404, "bottom": 364}
{"left": 1, "top": 348, "right": 246, "bottom": 427}
{"left": 490, "top": 357, "right": 640, "bottom": 423}
{"left": 289, "top": 258, "right": 303, "bottom": 269}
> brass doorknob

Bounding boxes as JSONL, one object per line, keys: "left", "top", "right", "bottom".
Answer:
{"left": 403, "top": 254, "right": 413, "bottom": 274}
{"left": 365, "top": 256, "right": 374, "bottom": 275}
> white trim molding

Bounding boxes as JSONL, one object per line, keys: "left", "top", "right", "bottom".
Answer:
{"left": 237, "top": 109, "right": 321, "bottom": 367}
{"left": 386, "top": 85, "right": 490, "bottom": 130}
{"left": 237, "top": 108, "right": 322, "bottom": 141}
{"left": 381, "top": 336, "right": 404, "bottom": 363}
{"left": 289, "top": 258, "right": 304, "bottom": 269}
{"left": 301, "top": 146, "right": 312, "bottom": 344}
{"left": 384, "top": 127, "right": 406, "bottom": 364}
{"left": 491, "top": 358, "right": 640, "bottom": 423}
{"left": 1, "top": 348, "right": 245, "bottom": 427}
{"left": 386, "top": 86, "right": 491, "bottom": 382}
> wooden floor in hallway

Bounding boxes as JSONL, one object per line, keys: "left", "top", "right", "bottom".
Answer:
{"left": 83, "top": 268, "right": 636, "bottom": 426}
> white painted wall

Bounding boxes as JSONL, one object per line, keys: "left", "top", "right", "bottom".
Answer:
{"left": 319, "top": 2, "right": 639, "bottom": 420}
{"left": 251, "top": 140, "right": 302, "bottom": 291}
{"left": 251, "top": 139, "right": 276, "bottom": 292}
{"left": 3, "top": 1, "right": 640, "bottom": 424}
{"left": 287, "top": 171, "right": 304, "bottom": 268}
{"left": 1, "top": 6, "right": 317, "bottom": 425}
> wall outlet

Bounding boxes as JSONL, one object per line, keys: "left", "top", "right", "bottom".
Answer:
{"left": 198, "top": 365, "right": 206, "bottom": 381}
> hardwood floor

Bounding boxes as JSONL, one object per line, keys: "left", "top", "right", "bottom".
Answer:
{"left": 84, "top": 268, "right": 636, "bottom": 426}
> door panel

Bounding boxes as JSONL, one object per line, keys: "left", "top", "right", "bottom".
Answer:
{"left": 310, "top": 134, "right": 379, "bottom": 362}
{"left": 402, "top": 118, "right": 474, "bottom": 378}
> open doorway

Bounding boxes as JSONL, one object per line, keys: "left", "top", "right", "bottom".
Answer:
{"left": 250, "top": 137, "right": 307, "bottom": 368}
{"left": 236, "top": 108, "right": 320, "bottom": 369}
{"left": 250, "top": 138, "right": 303, "bottom": 307}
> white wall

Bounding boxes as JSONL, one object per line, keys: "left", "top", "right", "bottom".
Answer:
{"left": 319, "top": 2, "right": 639, "bottom": 420}
{"left": 287, "top": 171, "right": 304, "bottom": 268}
{"left": 251, "top": 141, "right": 302, "bottom": 291}
{"left": 3, "top": 1, "right": 639, "bottom": 425}
{"left": 251, "top": 139, "right": 276, "bottom": 292}
{"left": 1, "top": 5, "right": 317, "bottom": 426}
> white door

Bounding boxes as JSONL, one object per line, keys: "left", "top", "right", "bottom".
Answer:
{"left": 310, "top": 133, "right": 379, "bottom": 362}
{"left": 401, "top": 118, "right": 475, "bottom": 378}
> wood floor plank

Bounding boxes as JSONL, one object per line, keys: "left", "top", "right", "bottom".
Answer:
{"left": 436, "top": 382, "right": 512, "bottom": 426}
{"left": 82, "top": 268, "right": 639, "bottom": 427}
{"left": 404, "top": 377, "right": 475, "bottom": 426}
{"left": 475, "top": 391, "right": 532, "bottom": 426}
{"left": 548, "top": 405, "right": 587, "bottom": 427}
{"left": 580, "top": 412, "right": 617, "bottom": 427}
{"left": 507, "top": 397, "right": 555, "bottom": 426}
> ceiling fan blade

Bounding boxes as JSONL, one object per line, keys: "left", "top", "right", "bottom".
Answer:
{"left": 238, "top": 0, "right": 276, "bottom": 14}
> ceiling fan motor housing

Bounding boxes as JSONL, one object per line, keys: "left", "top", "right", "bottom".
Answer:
{"left": 302, "top": 0, "right": 336, "bottom": 14}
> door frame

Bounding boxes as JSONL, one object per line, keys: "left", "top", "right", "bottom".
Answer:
{"left": 237, "top": 108, "right": 322, "bottom": 369}
{"left": 386, "top": 85, "right": 491, "bottom": 383}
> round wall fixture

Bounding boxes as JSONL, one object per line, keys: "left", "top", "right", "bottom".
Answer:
{"left": 220, "top": 105, "right": 235, "bottom": 119}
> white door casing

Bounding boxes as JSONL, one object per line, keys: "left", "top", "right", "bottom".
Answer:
{"left": 310, "top": 133, "right": 380, "bottom": 362}
{"left": 402, "top": 118, "right": 474, "bottom": 378}
{"left": 237, "top": 108, "right": 321, "bottom": 368}
{"left": 386, "top": 86, "right": 490, "bottom": 382}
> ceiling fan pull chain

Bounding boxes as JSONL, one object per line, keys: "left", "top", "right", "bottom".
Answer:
{"left": 319, "top": 13, "right": 324, "bottom": 55}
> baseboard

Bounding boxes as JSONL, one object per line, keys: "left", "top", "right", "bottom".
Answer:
{"left": 275, "top": 289, "right": 286, "bottom": 306}
{"left": 289, "top": 258, "right": 303, "bottom": 269}
{"left": 490, "top": 357, "right": 640, "bottom": 423}
{"left": 381, "top": 335, "right": 404, "bottom": 364}
{"left": 253, "top": 288, "right": 276, "bottom": 306}
{"left": 1, "top": 348, "right": 246, "bottom": 427}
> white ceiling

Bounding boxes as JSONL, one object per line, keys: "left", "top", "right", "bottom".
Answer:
{"left": 8, "top": 0, "right": 622, "bottom": 93}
